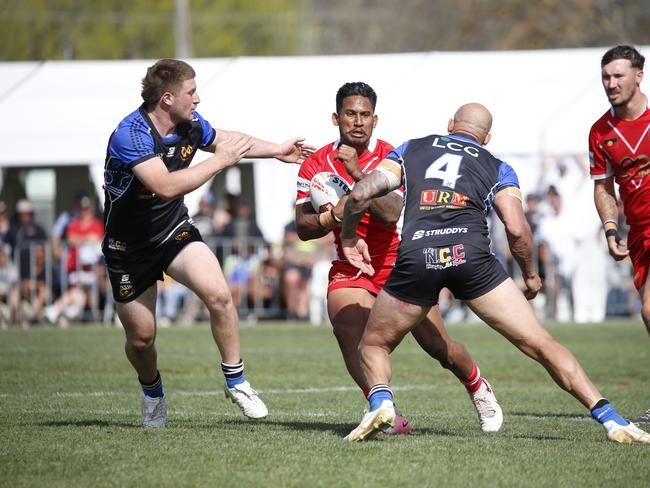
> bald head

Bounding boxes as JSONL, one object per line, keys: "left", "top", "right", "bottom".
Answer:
{"left": 448, "top": 103, "right": 493, "bottom": 145}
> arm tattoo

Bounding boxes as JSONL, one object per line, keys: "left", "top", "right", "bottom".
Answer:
{"left": 594, "top": 179, "right": 618, "bottom": 224}
{"left": 341, "top": 171, "right": 392, "bottom": 238}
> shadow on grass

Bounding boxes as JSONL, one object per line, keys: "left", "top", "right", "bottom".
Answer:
{"left": 217, "top": 418, "right": 354, "bottom": 436}
{"left": 509, "top": 411, "right": 587, "bottom": 420}
{"left": 40, "top": 419, "right": 138, "bottom": 428}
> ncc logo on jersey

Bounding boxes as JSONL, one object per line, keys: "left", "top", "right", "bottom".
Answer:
{"left": 422, "top": 245, "right": 466, "bottom": 270}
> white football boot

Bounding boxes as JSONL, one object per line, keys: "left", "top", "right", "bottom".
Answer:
{"left": 141, "top": 393, "right": 167, "bottom": 428}
{"left": 468, "top": 380, "right": 503, "bottom": 432}
{"left": 224, "top": 381, "right": 268, "bottom": 419}
{"left": 604, "top": 420, "right": 650, "bottom": 444}
{"left": 344, "top": 400, "right": 396, "bottom": 442}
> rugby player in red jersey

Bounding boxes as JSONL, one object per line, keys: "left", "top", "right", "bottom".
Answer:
{"left": 294, "top": 82, "right": 502, "bottom": 433}
{"left": 590, "top": 45, "right": 650, "bottom": 423}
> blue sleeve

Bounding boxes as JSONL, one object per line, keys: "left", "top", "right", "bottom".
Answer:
{"left": 496, "top": 161, "right": 520, "bottom": 192}
{"left": 108, "top": 118, "right": 155, "bottom": 167}
{"left": 193, "top": 111, "right": 216, "bottom": 147}
{"left": 386, "top": 140, "right": 411, "bottom": 163}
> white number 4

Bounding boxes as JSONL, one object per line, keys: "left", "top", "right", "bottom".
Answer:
{"left": 424, "top": 153, "right": 462, "bottom": 188}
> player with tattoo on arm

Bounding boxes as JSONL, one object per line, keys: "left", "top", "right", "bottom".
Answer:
{"left": 295, "top": 82, "right": 502, "bottom": 434}
{"left": 589, "top": 45, "right": 650, "bottom": 424}
{"left": 341, "top": 102, "right": 650, "bottom": 444}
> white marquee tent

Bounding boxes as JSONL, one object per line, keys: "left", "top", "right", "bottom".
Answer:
{"left": 0, "top": 47, "right": 647, "bottom": 242}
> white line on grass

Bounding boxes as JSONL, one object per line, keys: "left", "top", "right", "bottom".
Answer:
{"left": 0, "top": 383, "right": 440, "bottom": 398}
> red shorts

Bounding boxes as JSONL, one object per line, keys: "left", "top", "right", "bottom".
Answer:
{"left": 327, "top": 260, "right": 394, "bottom": 295}
{"left": 627, "top": 225, "right": 650, "bottom": 289}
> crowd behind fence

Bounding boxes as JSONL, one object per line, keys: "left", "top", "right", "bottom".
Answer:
{"left": 0, "top": 160, "right": 643, "bottom": 329}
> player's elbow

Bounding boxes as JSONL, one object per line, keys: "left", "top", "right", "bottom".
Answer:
{"left": 155, "top": 188, "right": 180, "bottom": 201}
{"left": 349, "top": 187, "right": 368, "bottom": 209}
{"left": 505, "top": 220, "right": 531, "bottom": 241}
{"left": 296, "top": 226, "right": 311, "bottom": 241}
{"left": 150, "top": 180, "right": 182, "bottom": 200}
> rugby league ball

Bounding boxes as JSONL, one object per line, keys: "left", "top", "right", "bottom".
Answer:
{"left": 309, "top": 172, "right": 350, "bottom": 213}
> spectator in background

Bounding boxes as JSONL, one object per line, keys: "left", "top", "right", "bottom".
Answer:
{"left": 524, "top": 193, "right": 542, "bottom": 236}
{"left": 537, "top": 186, "right": 577, "bottom": 321}
{"left": 0, "top": 244, "right": 18, "bottom": 327}
{"left": 280, "top": 220, "right": 317, "bottom": 320}
{"left": 220, "top": 198, "right": 267, "bottom": 313}
{"left": 51, "top": 192, "right": 86, "bottom": 262}
{"left": 46, "top": 197, "right": 104, "bottom": 325}
{"left": 221, "top": 197, "right": 264, "bottom": 242}
{"left": 192, "top": 192, "right": 217, "bottom": 238}
{"left": 6, "top": 198, "right": 47, "bottom": 259}
{"left": 18, "top": 243, "right": 50, "bottom": 325}
{"left": 0, "top": 201, "right": 10, "bottom": 243}
{"left": 6, "top": 199, "right": 48, "bottom": 317}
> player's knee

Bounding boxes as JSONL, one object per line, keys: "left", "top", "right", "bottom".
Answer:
{"left": 640, "top": 301, "right": 650, "bottom": 328}
{"left": 332, "top": 322, "right": 362, "bottom": 351}
{"left": 127, "top": 331, "right": 155, "bottom": 352}
{"left": 516, "top": 333, "right": 555, "bottom": 361}
{"left": 202, "top": 287, "right": 234, "bottom": 315}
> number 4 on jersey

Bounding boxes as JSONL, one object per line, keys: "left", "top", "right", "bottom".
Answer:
{"left": 424, "top": 153, "right": 462, "bottom": 189}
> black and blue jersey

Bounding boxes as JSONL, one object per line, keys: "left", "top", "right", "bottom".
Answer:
{"left": 387, "top": 133, "right": 519, "bottom": 252}
{"left": 381, "top": 132, "right": 518, "bottom": 305}
{"left": 102, "top": 105, "right": 216, "bottom": 257}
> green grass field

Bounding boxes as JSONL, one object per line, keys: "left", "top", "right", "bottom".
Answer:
{"left": 1, "top": 319, "right": 649, "bottom": 488}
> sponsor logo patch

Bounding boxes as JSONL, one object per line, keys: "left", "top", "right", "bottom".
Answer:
{"left": 419, "top": 189, "right": 469, "bottom": 210}
{"left": 119, "top": 284, "right": 134, "bottom": 298}
{"left": 108, "top": 238, "right": 127, "bottom": 252}
{"left": 412, "top": 227, "right": 468, "bottom": 240}
{"left": 423, "top": 244, "right": 466, "bottom": 270}
{"left": 175, "top": 230, "right": 191, "bottom": 242}
{"left": 180, "top": 144, "right": 194, "bottom": 161}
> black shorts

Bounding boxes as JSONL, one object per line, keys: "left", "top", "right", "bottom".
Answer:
{"left": 382, "top": 241, "right": 509, "bottom": 307}
{"left": 105, "top": 224, "right": 203, "bottom": 303}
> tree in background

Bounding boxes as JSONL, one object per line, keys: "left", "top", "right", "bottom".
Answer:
{"left": 0, "top": 0, "right": 649, "bottom": 61}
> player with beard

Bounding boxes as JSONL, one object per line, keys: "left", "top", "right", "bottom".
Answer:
{"left": 589, "top": 45, "right": 650, "bottom": 424}
{"left": 295, "top": 82, "right": 502, "bottom": 434}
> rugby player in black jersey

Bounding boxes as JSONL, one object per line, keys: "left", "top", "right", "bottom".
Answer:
{"left": 103, "top": 59, "right": 314, "bottom": 427}
{"left": 340, "top": 102, "right": 650, "bottom": 444}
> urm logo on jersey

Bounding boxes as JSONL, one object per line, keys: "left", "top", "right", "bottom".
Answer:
{"left": 419, "top": 189, "right": 469, "bottom": 210}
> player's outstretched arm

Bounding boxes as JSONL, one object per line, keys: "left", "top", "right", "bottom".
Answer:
{"left": 493, "top": 189, "right": 541, "bottom": 300}
{"left": 594, "top": 178, "right": 629, "bottom": 261}
{"left": 208, "top": 129, "right": 315, "bottom": 164}
{"left": 134, "top": 135, "right": 251, "bottom": 200}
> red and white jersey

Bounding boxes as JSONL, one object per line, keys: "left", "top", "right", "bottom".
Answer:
{"left": 589, "top": 107, "right": 650, "bottom": 226}
{"left": 296, "top": 138, "right": 402, "bottom": 267}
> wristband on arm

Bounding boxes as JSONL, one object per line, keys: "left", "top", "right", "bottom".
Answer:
{"left": 330, "top": 208, "right": 343, "bottom": 224}
{"left": 604, "top": 228, "right": 623, "bottom": 244}
{"left": 317, "top": 211, "right": 336, "bottom": 232}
